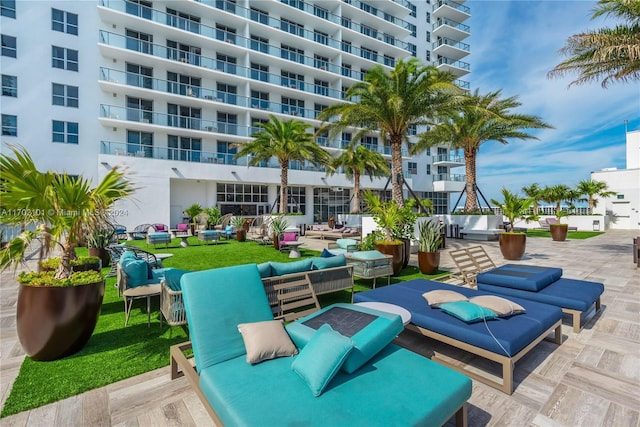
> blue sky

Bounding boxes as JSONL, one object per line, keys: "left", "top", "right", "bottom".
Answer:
{"left": 458, "top": 0, "right": 640, "bottom": 206}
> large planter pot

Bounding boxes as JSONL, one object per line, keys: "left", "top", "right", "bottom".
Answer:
{"left": 402, "top": 238, "right": 411, "bottom": 268}
{"left": 498, "top": 232, "right": 526, "bottom": 260}
{"left": 375, "top": 242, "right": 404, "bottom": 276}
{"left": 550, "top": 224, "right": 568, "bottom": 242}
{"left": 236, "top": 229, "right": 246, "bottom": 242}
{"left": 88, "top": 247, "right": 110, "bottom": 268}
{"left": 17, "top": 279, "right": 106, "bottom": 361}
{"left": 273, "top": 234, "right": 280, "bottom": 250}
{"left": 418, "top": 251, "right": 440, "bottom": 275}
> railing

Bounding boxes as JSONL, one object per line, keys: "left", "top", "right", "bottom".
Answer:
{"left": 437, "top": 56, "right": 471, "bottom": 70}
{"left": 434, "top": 0, "right": 471, "bottom": 15}
{"left": 433, "top": 154, "right": 464, "bottom": 163}
{"left": 433, "top": 37, "right": 470, "bottom": 52}
{"left": 434, "top": 173, "right": 465, "bottom": 182}
{"left": 433, "top": 17, "right": 470, "bottom": 33}
{"left": 454, "top": 79, "right": 470, "bottom": 90}
{"left": 339, "top": 0, "right": 412, "bottom": 31}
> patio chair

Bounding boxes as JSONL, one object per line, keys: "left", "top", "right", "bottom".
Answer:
{"left": 214, "top": 213, "right": 233, "bottom": 230}
{"left": 132, "top": 223, "right": 152, "bottom": 240}
{"left": 537, "top": 220, "right": 550, "bottom": 231}
{"left": 174, "top": 223, "right": 191, "bottom": 237}
{"left": 152, "top": 223, "right": 169, "bottom": 232}
{"left": 448, "top": 246, "right": 497, "bottom": 287}
{"left": 278, "top": 231, "right": 298, "bottom": 251}
{"left": 147, "top": 231, "right": 171, "bottom": 248}
{"left": 116, "top": 260, "right": 162, "bottom": 327}
{"left": 111, "top": 223, "right": 128, "bottom": 240}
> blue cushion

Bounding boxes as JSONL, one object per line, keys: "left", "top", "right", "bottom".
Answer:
{"left": 270, "top": 259, "right": 313, "bottom": 276}
{"left": 311, "top": 254, "right": 346, "bottom": 270}
{"left": 350, "top": 250, "right": 386, "bottom": 260}
{"left": 162, "top": 268, "right": 190, "bottom": 291}
{"left": 320, "top": 249, "right": 335, "bottom": 258}
{"left": 256, "top": 262, "right": 272, "bottom": 278}
{"left": 291, "top": 324, "right": 354, "bottom": 397}
{"left": 121, "top": 258, "right": 149, "bottom": 287}
{"left": 336, "top": 238, "right": 358, "bottom": 250}
{"left": 439, "top": 301, "right": 498, "bottom": 323}
{"left": 119, "top": 250, "right": 138, "bottom": 263}
{"left": 477, "top": 264, "right": 563, "bottom": 292}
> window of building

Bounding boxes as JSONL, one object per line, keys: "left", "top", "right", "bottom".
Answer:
{"left": 281, "top": 19, "right": 304, "bottom": 37}
{"left": 360, "top": 2, "right": 378, "bottom": 15}
{"left": 281, "top": 97, "right": 304, "bottom": 116}
{"left": 52, "top": 83, "right": 78, "bottom": 108}
{"left": 341, "top": 132, "right": 352, "bottom": 148}
{"left": 280, "top": 44, "right": 304, "bottom": 64}
{"left": 276, "top": 186, "right": 306, "bottom": 214}
{"left": 126, "top": 63, "right": 153, "bottom": 89}
{"left": 1, "top": 0, "right": 16, "bottom": 18}
{"left": 383, "top": 33, "right": 394, "bottom": 45}
{"left": 341, "top": 16, "right": 351, "bottom": 29}
{"left": 52, "top": 8, "right": 78, "bottom": 35}
{"left": 383, "top": 55, "right": 395, "bottom": 67}
{"left": 167, "top": 103, "right": 201, "bottom": 129}
{"left": 166, "top": 8, "right": 200, "bottom": 33}
{"left": 126, "top": 96, "right": 153, "bottom": 123}
{"left": 250, "top": 62, "right": 268, "bottom": 81}
{"left": 408, "top": 23, "right": 416, "bottom": 38}
{"left": 249, "top": 7, "right": 268, "bottom": 24}
{"left": 313, "top": 30, "right": 328, "bottom": 45}
{"left": 1, "top": 34, "right": 16, "bottom": 58}
{"left": 126, "top": 29, "right": 153, "bottom": 54}
{"left": 217, "top": 112, "right": 237, "bottom": 134}
{"left": 314, "top": 79, "right": 328, "bottom": 97}
{"left": 426, "top": 12, "right": 431, "bottom": 24}
{"left": 126, "top": 130, "right": 153, "bottom": 157}
{"left": 216, "top": 141, "right": 237, "bottom": 165}
{"left": 314, "top": 5, "right": 328, "bottom": 19}
{"left": 426, "top": 164, "right": 431, "bottom": 175}
{"left": 360, "top": 25, "right": 377, "bottom": 39}
{"left": 216, "top": 0, "right": 236, "bottom": 13}
{"left": 217, "top": 183, "right": 269, "bottom": 216}
{"left": 314, "top": 54, "right": 329, "bottom": 70}
{"left": 362, "top": 136, "right": 378, "bottom": 151}
{"left": 167, "top": 72, "right": 200, "bottom": 97}
{"left": 51, "top": 46, "right": 78, "bottom": 71}
{"left": 168, "top": 135, "right": 201, "bottom": 162}
{"left": 125, "top": 0, "right": 152, "bottom": 19}
{"left": 313, "top": 103, "right": 328, "bottom": 119}
{"left": 418, "top": 191, "right": 448, "bottom": 214}
{"left": 52, "top": 120, "right": 78, "bottom": 144}
{"left": 360, "top": 47, "right": 377, "bottom": 62}
{"left": 408, "top": 2, "right": 416, "bottom": 17}
{"left": 341, "top": 40, "right": 352, "bottom": 53}
{"left": 408, "top": 43, "right": 417, "bottom": 57}
{"left": 167, "top": 40, "right": 201, "bottom": 65}
{"left": 251, "top": 90, "right": 269, "bottom": 110}
{"left": 2, "top": 74, "right": 17, "bottom": 97}
{"left": 408, "top": 162, "right": 417, "bottom": 175}
{"left": 426, "top": 51, "right": 431, "bottom": 62}
{"left": 250, "top": 34, "right": 268, "bottom": 53}
{"left": 281, "top": 70, "right": 304, "bottom": 89}
{"left": 216, "top": 82, "right": 237, "bottom": 104}
{"left": 216, "top": 53, "right": 236, "bottom": 73}
{"left": 341, "top": 63, "right": 352, "bottom": 78}
{"left": 282, "top": 0, "right": 304, "bottom": 10}
{"left": 408, "top": 124, "right": 417, "bottom": 135}
{"left": 426, "top": 31, "right": 431, "bottom": 43}
{"left": 2, "top": 114, "right": 17, "bottom": 136}
{"left": 216, "top": 24, "right": 236, "bottom": 44}
{"left": 314, "top": 188, "right": 350, "bottom": 222}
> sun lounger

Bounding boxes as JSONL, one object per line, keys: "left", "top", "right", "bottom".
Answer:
{"left": 305, "top": 226, "right": 361, "bottom": 240}
{"left": 171, "top": 265, "right": 472, "bottom": 426}
{"left": 354, "top": 279, "right": 563, "bottom": 394}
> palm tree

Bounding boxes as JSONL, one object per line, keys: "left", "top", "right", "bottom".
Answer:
{"left": 327, "top": 145, "right": 389, "bottom": 214}
{"left": 0, "top": 145, "right": 135, "bottom": 279}
{"left": 235, "top": 115, "right": 331, "bottom": 214}
{"left": 318, "top": 58, "right": 461, "bottom": 207}
{"left": 548, "top": 0, "right": 640, "bottom": 87}
{"left": 521, "top": 183, "right": 543, "bottom": 215}
{"left": 412, "top": 89, "right": 553, "bottom": 212}
{"left": 577, "top": 179, "right": 617, "bottom": 214}
{"left": 541, "top": 184, "right": 572, "bottom": 215}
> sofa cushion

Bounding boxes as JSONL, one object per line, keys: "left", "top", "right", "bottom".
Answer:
{"left": 270, "top": 259, "right": 313, "bottom": 276}
{"left": 256, "top": 262, "right": 272, "bottom": 278}
{"left": 311, "top": 254, "right": 346, "bottom": 270}
{"left": 320, "top": 248, "right": 335, "bottom": 258}
{"left": 336, "top": 238, "right": 358, "bottom": 250}
{"left": 162, "top": 268, "right": 190, "bottom": 291}
{"left": 423, "top": 290, "right": 468, "bottom": 307}
{"left": 439, "top": 301, "right": 498, "bottom": 323}
{"left": 291, "top": 324, "right": 353, "bottom": 397}
{"left": 476, "top": 264, "right": 563, "bottom": 292}
{"left": 469, "top": 295, "right": 525, "bottom": 317}
{"left": 238, "top": 320, "right": 298, "bottom": 364}
{"left": 177, "top": 223, "right": 189, "bottom": 232}
{"left": 119, "top": 250, "right": 138, "bottom": 263}
{"left": 350, "top": 250, "right": 386, "bottom": 260}
{"left": 121, "top": 258, "right": 149, "bottom": 287}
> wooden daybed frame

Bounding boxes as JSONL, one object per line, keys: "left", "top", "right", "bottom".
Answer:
{"left": 304, "top": 229, "right": 361, "bottom": 240}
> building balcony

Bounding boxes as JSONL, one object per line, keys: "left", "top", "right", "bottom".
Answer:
{"left": 432, "top": 17, "right": 470, "bottom": 41}
{"left": 432, "top": 154, "right": 465, "bottom": 167}
{"left": 432, "top": 0, "right": 471, "bottom": 24}
{"left": 433, "top": 173, "right": 465, "bottom": 193}
{"left": 436, "top": 56, "right": 470, "bottom": 77}
{"left": 432, "top": 37, "right": 470, "bottom": 61}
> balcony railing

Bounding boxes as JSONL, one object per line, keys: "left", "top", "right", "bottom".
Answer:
{"left": 437, "top": 56, "right": 471, "bottom": 70}
{"left": 434, "top": 173, "right": 465, "bottom": 182}
{"left": 433, "top": 37, "right": 470, "bottom": 52}
{"left": 433, "top": 154, "right": 464, "bottom": 163}
{"left": 434, "top": 0, "right": 471, "bottom": 15}
{"left": 433, "top": 17, "right": 470, "bottom": 34}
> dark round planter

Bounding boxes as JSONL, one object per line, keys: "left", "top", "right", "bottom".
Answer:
{"left": 498, "top": 232, "right": 526, "bottom": 260}
{"left": 72, "top": 260, "right": 102, "bottom": 273}
{"left": 88, "top": 247, "right": 110, "bottom": 268}
{"left": 402, "top": 238, "right": 411, "bottom": 268}
{"left": 550, "top": 224, "right": 568, "bottom": 241}
{"left": 236, "top": 229, "right": 246, "bottom": 242}
{"left": 17, "top": 279, "right": 106, "bottom": 361}
{"left": 375, "top": 242, "right": 404, "bottom": 276}
{"left": 418, "top": 251, "right": 440, "bottom": 275}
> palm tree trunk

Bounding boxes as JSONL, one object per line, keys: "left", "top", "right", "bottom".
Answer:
{"left": 390, "top": 135, "right": 404, "bottom": 207}
{"left": 55, "top": 242, "right": 75, "bottom": 279}
{"left": 589, "top": 197, "right": 594, "bottom": 215}
{"left": 352, "top": 170, "right": 361, "bottom": 214}
{"left": 464, "top": 149, "right": 478, "bottom": 212}
{"left": 280, "top": 162, "right": 289, "bottom": 214}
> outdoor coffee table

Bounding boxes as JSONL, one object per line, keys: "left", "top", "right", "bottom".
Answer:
{"left": 354, "top": 301, "right": 412, "bottom": 325}
{"left": 155, "top": 253, "right": 174, "bottom": 262}
{"left": 283, "top": 241, "right": 304, "bottom": 258}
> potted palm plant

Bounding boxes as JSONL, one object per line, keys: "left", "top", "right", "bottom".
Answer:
{"left": 231, "top": 216, "right": 246, "bottom": 242}
{"left": 417, "top": 218, "right": 443, "bottom": 274}
{"left": 183, "top": 203, "right": 204, "bottom": 235}
{"left": 363, "top": 191, "right": 404, "bottom": 276}
{"left": 204, "top": 206, "right": 222, "bottom": 230}
{"left": 0, "top": 146, "right": 134, "bottom": 361}
{"left": 270, "top": 215, "right": 289, "bottom": 250}
{"left": 86, "top": 225, "right": 115, "bottom": 268}
{"left": 550, "top": 210, "right": 570, "bottom": 241}
{"left": 491, "top": 188, "right": 536, "bottom": 260}
{"left": 395, "top": 200, "right": 418, "bottom": 268}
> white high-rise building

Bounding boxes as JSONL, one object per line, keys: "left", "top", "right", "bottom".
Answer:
{"left": 1, "top": 0, "right": 470, "bottom": 229}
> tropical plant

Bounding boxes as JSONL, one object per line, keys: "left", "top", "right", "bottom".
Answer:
{"left": 204, "top": 206, "right": 222, "bottom": 228}
{"left": 541, "top": 184, "right": 572, "bottom": 220}
{"left": 417, "top": 219, "right": 443, "bottom": 252}
{"left": 490, "top": 188, "right": 536, "bottom": 232}
{"left": 86, "top": 226, "right": 115, "bottom": 249}
{"left": 183, "top": 203, "right": 203, "bottom": 228}
{"left": 576, "top": 179, "right": 617, "bottom": 214}
{"left": 318, "top": 58, "right": 461, "bottom": 207}
{"left": 412, "top": 89, "right": 553, "bottom": 212}
{"left": 394, "top": 199, "right": 418, "bottom": 241}
{"left": 363, "top": 190, "right": 402, "bottom": 243}
{"left": 521, "top": 183, "right": 544, "bottom": 216}
{"left": 360, "top": 230, "right": 384, "bottom": 251}
{"left": 269, "top": 215, "right": 289, "bottom": 237}
{"left": 0, "top": 145, "right": 135, "bottom": 281}
{"left": 230, "top": 216, "right": 245, "bottom": 229}
{"left": 327, "top": 145, "right": 389, "bottom": 213}
{"left": 548, "top": 0, "right": 640, "bottom": 88}
{"left": 236, "top": 115, "right": 331, "bottom": 213}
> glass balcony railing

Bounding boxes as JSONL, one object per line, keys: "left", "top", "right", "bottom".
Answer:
{"left": 437, "top": 56, "right": 471, "bottom": 71}
{"left": 433, "top": 37, "right": 470, "bottom": 52}
{"left": 433, "top": 17, "right": 470, "bottom": 34}
{"left": 434, "top": 173, "right": 465, "bottom": 182}
{"left": 434, "top": 0, "right": 471, "bottom": 15}
{"left": 339, "top": 0, "right": 412, "bottom": 31}
{"left": 454, "top": 79, "right": 470, "bottom": 90}
{"left": 432, "top": 154, "right": 464, "bottom": 163}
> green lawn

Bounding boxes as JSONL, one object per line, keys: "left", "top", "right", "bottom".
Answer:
{"left": 1, "top": 237, "right": 444, "bottom": 417}
{"left": 525, "top": 230, "right": 604, "bottom": 239}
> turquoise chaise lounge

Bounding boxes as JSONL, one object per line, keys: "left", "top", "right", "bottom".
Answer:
{"left": 171, "top": 264, "right": 472, "bottom": 427}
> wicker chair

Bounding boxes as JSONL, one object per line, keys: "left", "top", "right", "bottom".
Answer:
{"left": 105, "top": 244, "right": 162, "bottom": 279}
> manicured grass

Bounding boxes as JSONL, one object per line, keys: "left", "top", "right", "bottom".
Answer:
{"left": 525, "top": 230, "right": 604, "bottom": 239}
{"left": 2, "top": 237, "right": 444, "bottom": 417}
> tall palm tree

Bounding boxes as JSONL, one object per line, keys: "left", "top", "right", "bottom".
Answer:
{"left": 576, "top": 179, "right": 617, "bottom": 214}
{"left": 541, "top": 184, "right": 572, "bottom": 215}
{"left": 0, "top": 146, "right": 135, "bottom": 279}
{"left": 318, "top": 58, "right": 461, "bottom": 207}
{"left": 412, "top": 89, "right": 553, "bottom": 212}
{"left": 235, "top": 115, "right": 331, "bottom": 214}
{"left": 327, "top": 145, "right": 389, "bottom": 214}
{"left": 548, "top": 0, "right": 640, "bottom": 87}
{"left": 521, "top": 183, "right": 543, "bottom": 215}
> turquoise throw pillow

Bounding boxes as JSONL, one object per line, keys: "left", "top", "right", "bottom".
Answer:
{"left": 119, "top": 250, "right": 138, "bottom": 263}
{"left": 121, "top": 258, "right": 149, "bottom": 288}
{"left": 270, "top": 259, "right": 313, "bottom": 276}
{"left": 257, "top": 262, "right": 272, "bottom": 278}
{"left": 320, "top": 249, "right": 335, "bottom": 258}
{"left": 291, "top": 324, "right": 353, "bottom": 397}
{"left": 311, "top": 254, "right": 346, "bottom": 270}
{"left": 439, "top": 301, "right": 497, "bottom": 323}
{"left": 162, "top": 268, "right": 190, "bottom": 291}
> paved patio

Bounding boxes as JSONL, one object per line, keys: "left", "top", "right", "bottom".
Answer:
{"left": 1, "top": 230, "right": 638, "bottom": 426}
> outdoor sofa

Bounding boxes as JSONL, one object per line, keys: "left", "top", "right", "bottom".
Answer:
{"left": 476, "top": 264, "right": 604, "bottom": 332}
{"left": 305, "top": 225, "right": 361, "bottom": 240}
{"left": 170, "top": 264, "right": 472, "bottom": 426}
{"left": 354, "top": 279, "right": 563, "bottom": 394}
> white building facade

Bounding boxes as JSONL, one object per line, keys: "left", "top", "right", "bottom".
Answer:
{"left": 1, "top": 0, "right": 470, "bottom": 229}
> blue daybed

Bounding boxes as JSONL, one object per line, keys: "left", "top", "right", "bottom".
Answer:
{"left": 171, "top": 265, "right": 472, "bottom": 426}
{"left": 353, "top": 279, "right": 563, "bottom": 394}
{"left": 476, "top": 264, "right": 604, "bottom": 333}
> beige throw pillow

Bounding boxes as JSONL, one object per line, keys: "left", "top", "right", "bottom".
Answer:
{"left": 469, "top": 295, "right": 526, "bottom": 317}
{"left": 423, "top": 290, "right": 468, "bottom": 307}
{"left": 238, "top": 320, "right": 298, "bottom": 364}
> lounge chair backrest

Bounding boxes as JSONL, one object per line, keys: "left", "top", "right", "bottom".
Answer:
{"left": 153, "top": 223, "right": 168, "bottom": 232}
{"left": 176, "top": 223, "right": 189, "bottom": 232}
{"left": 546, "top": 218, "right": 558, "bottom": 225}
{"left": 181, "top": 264, "right": 274, "bottom": 372}
{"left": 282, "top": 232, "right": 298, "bottom": 242}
